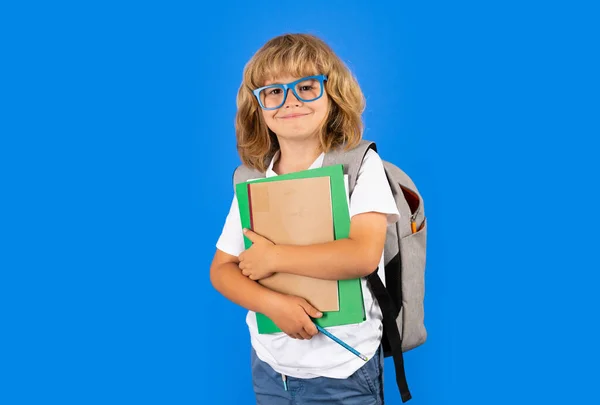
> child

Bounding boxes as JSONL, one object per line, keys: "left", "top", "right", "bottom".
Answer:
{"left": 210, "top": 33, "right": 400, "bottom": 405}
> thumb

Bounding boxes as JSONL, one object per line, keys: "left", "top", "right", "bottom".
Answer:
{"left": 299, "top": 300, "right": 323, "bottom": 318}
{"left": 243, "top": 228, "right": 261, "bottom": 243}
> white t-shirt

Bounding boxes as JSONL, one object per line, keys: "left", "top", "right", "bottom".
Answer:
{"left": 216, "top": 148, "right": 400, "bottom": 379}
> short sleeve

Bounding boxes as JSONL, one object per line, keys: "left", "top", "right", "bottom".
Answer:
{"left": 349, "top": 149, "right": 400, "bottom": 225}
{"left": 215, "top": 194, "right": 245, "bottom": 257}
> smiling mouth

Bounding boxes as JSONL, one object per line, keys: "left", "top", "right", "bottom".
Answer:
{"left": 279, "top": 113, "right": 309, "bottom": 119}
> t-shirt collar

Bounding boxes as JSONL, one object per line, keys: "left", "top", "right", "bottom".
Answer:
{"left": 266, "top": 150, "right": 325, "bottom": 177}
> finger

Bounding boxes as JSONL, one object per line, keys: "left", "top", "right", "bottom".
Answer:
{"left": 298, "top": 301, "right": 323, "bottom": 319}
{"left": 298, "top": 330, "right": 311, "bottom": 340}
{"left": 242, "top": 228, "right": 260, "bottom": 243}
{"left": 252, "top": 272, "right": 270, "bottom": 281}
{"left": 241, "top": 269, "right": 250, "bottom": 276}
{"left": 294, "top": 333, "right": 305, "bottom": 340}
{"left": 304, "top": 322, "right": 318, "bottom": 337}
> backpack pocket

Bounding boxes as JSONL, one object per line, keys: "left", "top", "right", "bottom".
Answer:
{"left": 398, "top": 217, "right": 427, "bottom": 351}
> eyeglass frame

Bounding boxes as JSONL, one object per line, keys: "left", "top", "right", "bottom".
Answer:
{"left": 252, "top": 74, "right": 328, "bottom": 110}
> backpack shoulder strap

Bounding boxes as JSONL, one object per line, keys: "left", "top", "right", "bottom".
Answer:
{"left": 232, "top": 164, "right": 265, "bottom": 190}
{"left": 322, "top": 139, "right": 377, "bottom": 195}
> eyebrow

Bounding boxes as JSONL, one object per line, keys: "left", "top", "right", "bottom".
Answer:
{"left": 263, "top": 79, "right": 286, "bottom": 86}
{"left": 263, "top": 76, "right": 313, "bottom": 86}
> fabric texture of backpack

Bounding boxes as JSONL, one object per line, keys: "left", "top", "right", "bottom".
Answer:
{"left": 232, "top": 139, "right": 427, "bottom": 403}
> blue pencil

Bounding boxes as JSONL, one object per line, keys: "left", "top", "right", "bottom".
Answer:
{"left": 315, "top": 324, "right": 368, "bottom": 362}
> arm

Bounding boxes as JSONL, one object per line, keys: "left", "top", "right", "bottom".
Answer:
{"left": 211, "top": 194, "right": 282, "bottom": 314}
{"left": 209, "top": 249, "right": 281, "bottom": 315}
{"left": 210, "top": 248, "right": 324, "bottom": 340}
{"left": 271, "top": 211, "right": 388, "bottom": 280}
{"left": 212, "top": 193, "right": 323, "bottom": 339}
{"left": 240, "top": 211, "right": 388, "bottom": 281}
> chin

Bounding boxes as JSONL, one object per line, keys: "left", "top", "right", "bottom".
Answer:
{"left": 276, "top": 132, "right": 318, "bottom": 142}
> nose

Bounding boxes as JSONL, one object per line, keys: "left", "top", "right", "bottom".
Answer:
{"left": 282, "top": 88, "right": 301, "bottom": 108}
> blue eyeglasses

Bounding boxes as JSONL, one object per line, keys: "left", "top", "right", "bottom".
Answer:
{"left": 252, "top": 74, "right": 328, "bottom": 110}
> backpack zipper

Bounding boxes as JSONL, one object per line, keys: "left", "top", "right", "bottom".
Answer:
{"left": 410, "top": 204, "right": 421, "bottom": 234}
{"left": 411, "top": 213, "right": 418, "bottom": 234}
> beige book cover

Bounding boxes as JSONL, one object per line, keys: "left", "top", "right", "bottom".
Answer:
{"left": 249, "top": 176, "right": 339, "bottom": 311}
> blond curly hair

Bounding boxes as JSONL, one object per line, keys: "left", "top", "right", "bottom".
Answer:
{"left": 235, "top": 33, "right": 366, "bottom": 172}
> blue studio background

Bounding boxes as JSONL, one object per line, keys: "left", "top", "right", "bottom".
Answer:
{"left": 1, "top": 1, "right": 599, "bottom": 404}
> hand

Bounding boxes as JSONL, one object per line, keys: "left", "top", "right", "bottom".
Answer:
{"left": 238, "top": 229, "right": 277, "bottom": 281}
{"left": 267, "top": 295, "right": 323, "bottom": 340}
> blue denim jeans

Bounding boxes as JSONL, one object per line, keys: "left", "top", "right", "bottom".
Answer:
{"left": 250, "top": 346, "right": 384, "bottom": 405}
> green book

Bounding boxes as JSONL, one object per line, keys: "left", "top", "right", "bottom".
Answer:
{"left": 235, "top": 164, "right": 365, "bottom": 334}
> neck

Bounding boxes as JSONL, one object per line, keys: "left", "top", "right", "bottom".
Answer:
{"left": 273, "top": 136, "right": 322, "bottom": 175}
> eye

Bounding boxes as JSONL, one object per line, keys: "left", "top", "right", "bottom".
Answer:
{"left": 268, "top": 88, "right": 282, "bottom": 95}
{"left": 299, "top": 85, "right": 314, "bottom": 92}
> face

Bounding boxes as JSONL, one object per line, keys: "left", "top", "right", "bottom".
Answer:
{"left": 259, "top": 75, "right": 329, "bottom": 142}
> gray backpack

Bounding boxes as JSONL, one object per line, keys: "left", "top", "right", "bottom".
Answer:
{"left": 233, "top": 139, "right": 427, "bottom": 403}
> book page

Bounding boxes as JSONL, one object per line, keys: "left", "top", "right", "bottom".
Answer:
{"left": 249, "top": 177, "right": 339, "bottom": 311}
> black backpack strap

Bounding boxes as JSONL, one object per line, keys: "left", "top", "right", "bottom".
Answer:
{"left": 367, "top": 271, "right": 412, "bottom": 403}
